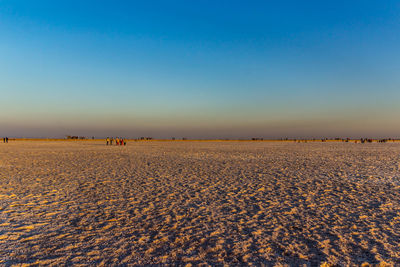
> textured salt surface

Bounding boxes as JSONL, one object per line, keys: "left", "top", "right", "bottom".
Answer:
{"left": 0, "top": 141, "right": 399, "bottom": 266}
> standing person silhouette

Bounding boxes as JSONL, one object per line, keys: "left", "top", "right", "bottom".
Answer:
{"left": 5, "top": 137, "right": 8, "bottom": 143}
{"left": 106, "top": 137, "right": 110, "bottom": 145}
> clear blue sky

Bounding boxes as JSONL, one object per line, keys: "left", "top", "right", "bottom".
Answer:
{"left": 1, "top": 1, "right": 399, "bottom": 138}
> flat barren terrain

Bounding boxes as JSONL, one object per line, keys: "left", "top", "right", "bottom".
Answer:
{"left": 0, "top": 141, "right": 399, "bottom": 266}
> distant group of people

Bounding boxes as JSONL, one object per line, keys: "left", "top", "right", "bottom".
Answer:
{"left": 106, "top": 137, "right": 126, "bottom": 146}
{"left": 2, "top": 137, "right": 8, "bottom": 143}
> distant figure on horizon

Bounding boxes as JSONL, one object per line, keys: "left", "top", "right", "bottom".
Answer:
{"left": 116, "top": 137, "right": 120, "bottom": 146}
{"left": 5, "top": 137, "right": 8, "bottom": 143}
{"left": 3, "top": 137, "right": 5, "bottom": 143}
{"left": 106, "top": 137, "right": 110, "bottom": 145}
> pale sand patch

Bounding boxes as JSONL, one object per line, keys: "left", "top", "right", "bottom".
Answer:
{"left": 0, "top": 141, "right": 399, "bottom": 265}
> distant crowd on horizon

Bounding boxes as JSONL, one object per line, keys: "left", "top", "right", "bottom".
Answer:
{"left": 106, "top": 137, "right": 126, "bottom": 146}
{"left": 0, "top": 136, "right": 397, "bottom": 143}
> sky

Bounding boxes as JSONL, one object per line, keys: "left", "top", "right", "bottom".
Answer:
{"left": 0, "top": 0, "right": 399, "bottom": 139}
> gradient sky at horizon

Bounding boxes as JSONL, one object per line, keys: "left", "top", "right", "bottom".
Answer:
{"left": 1, "top": 1, "right": 400, "bottom": 138}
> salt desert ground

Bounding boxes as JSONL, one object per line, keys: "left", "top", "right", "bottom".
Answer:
{"left": 0, "top": 141, "right": 399, "bottom": 266}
